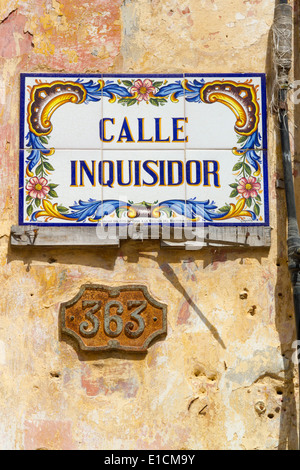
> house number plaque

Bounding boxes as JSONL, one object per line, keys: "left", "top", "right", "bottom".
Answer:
{"left": 59, "top": 284, "right": 167, "bottom": 352}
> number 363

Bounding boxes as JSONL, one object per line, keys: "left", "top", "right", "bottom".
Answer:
{"left": 79, "top": 299, "right": 147, "bottom": 339}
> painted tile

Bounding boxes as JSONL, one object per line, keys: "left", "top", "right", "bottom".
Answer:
{"left": 185, "top": 150, "right": 268, "bottom": 225}
{"left": 20, "top": 74, "right": 103, "bottom": 150}
{"left": 184, "top": 74, "right": 267, "bottom": 150}
{"left": 101, "top": 75, "right": 185, "bottom": 150}
{"left": 101, "top": 149, "right": 186, "bottom": 225}
{"left": 21, "top": 149, "right": 103, "bottom": 225}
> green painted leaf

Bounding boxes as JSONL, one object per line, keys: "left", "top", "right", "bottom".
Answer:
{"left": 256, "top": 194, "right": 261, "bottom": 202}
{"left": 150, "top": 98, "right": 159, "bottom": 107}
{"left": 232, "top": 162, "right": 243, "bottom": 171}
{"left": 44, "top": 162, "right": 55, "bottom": 171}
{"left": 230, "top": 189, "right": 238, "bottom": 198}
{"left": 218, "top": 206, "right": 230, "bottom": 213}
{"left": 153, "top": 81, "right": 163, "bottom": 88}
{"left": 244, "top": 163, "right": 252, "bottom": 176}
{"left": 237, "top": 135, "right": 248, "bottom": 144}
{"left": 122, "top": 80, "right": 133, "bottom": 87}
{"left": 26, "top": 195, "right": 32, "bottom": 203}
{"left": 27, "top": 204, "right": 33, "bottom": 217}
{"left": 49, "top": 183, "right": 59, "bottom": 189}
{"left": 35, "top": 163, "right": 43, "bottom": 176}
{"left": 229, "top": 183, "right": 238, "bottom": 189}
{"left": 57, "top": 205, "right": 69, "bottom": 213}
{"left": 254, "top": 203, "right": 260, "bottom": 216}
{"left": 49, "top": 189, "right": 58, "bottom": 198}
{"left": 246, "top": 197, "right": 252, "bottom": 207}
{"left": 39, "top": 136, "right": 48, "bottom": 145}
{"left": 127, "top": 99, "right": 137, "bottom": 106}
{"left": 35, "top": 198, "right": 41, "bottom": 208}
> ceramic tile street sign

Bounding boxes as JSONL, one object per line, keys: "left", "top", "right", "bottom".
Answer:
{"left": 20, "top": 73, "right": 268, "bottom": 227}
{"left": 59, "top": 284, "right": 167, "bottom": 352}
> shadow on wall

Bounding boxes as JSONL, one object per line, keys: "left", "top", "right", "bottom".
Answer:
{"left": 7, "top": 237, "right": 269, "bottom": 270}
{"left": 8, "top": 239, "right": 268, "bottom": 356}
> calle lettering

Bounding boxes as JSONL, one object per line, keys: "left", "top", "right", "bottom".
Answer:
{"left": 99, "top": 116, "right": 188, "bottom": 143}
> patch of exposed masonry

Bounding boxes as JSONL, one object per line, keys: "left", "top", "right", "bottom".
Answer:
{"left": 223, "top": 346, "right": 290, "bottom": 391}
{"left": 0, "top": 8, "right": 34, "bottom": 56}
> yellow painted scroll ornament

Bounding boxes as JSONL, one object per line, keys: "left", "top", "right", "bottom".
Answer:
{"left": 200, "top": 80, "right": 260, "bottom": 136}
{"left": 27, "top": 81, "right": 87, "bottom": 137}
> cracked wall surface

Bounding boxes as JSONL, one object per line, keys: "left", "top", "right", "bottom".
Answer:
{"left": 0, "top": 0, "right": 299, "bottom": 450}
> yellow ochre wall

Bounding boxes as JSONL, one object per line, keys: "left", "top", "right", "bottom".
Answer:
{"left": 0, "top": 0, "right": 299, "bottom": 450}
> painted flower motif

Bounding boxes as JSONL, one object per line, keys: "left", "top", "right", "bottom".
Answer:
{"left": 237, "top": 176, "right": 261, "bottom": 199}
{"left": 26, "top": 176, "right": 50, "bottom": 199}
{"left": 130, "top": 79, "right": 156, "bottom": 102}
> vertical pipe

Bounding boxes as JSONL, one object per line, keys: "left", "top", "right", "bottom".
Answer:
{"left": 275, "top": 0, "right": 300, "bottom": 448}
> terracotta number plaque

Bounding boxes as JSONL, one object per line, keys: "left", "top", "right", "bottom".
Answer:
{"left": 60, "top": 284, "right": 167, "bottom": 352}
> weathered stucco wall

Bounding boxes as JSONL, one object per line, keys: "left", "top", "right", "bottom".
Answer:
{"left": 0, "top": 0, "right": 299, "bottom": 450}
